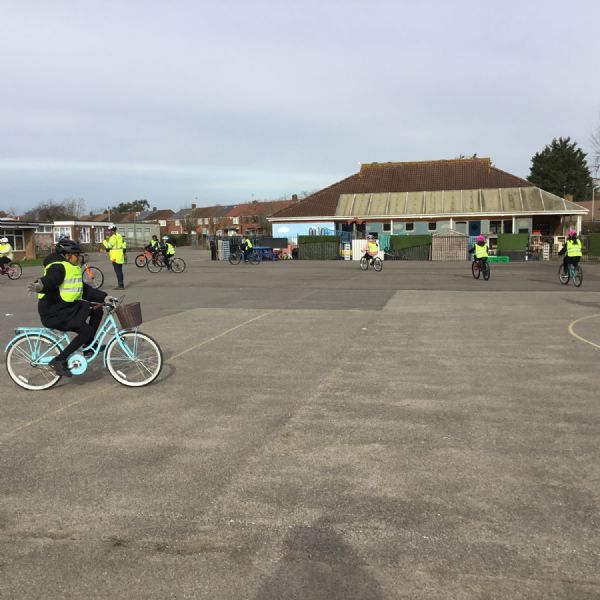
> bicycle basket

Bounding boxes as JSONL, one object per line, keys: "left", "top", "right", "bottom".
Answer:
{"left": 115, "top": 302, "right": 143, "bottom": 328}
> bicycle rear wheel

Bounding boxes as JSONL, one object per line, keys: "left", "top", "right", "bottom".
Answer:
{"left": 229, "top": 252, "right": 242, "bottom": 265}
{"left": 573, "top": 265, "right": 583, "bottom": 287}
{"left": 359, "top": 257, "right": 369, "bottom": 271}
{"left": 373, "top": 257, "right": 383, "bottom": 272}
{"left": 249, "top": 251, "right": 261, "bottom": 265}
{"left": 471, "top": 261, "right": 481, "bottom": 279}
{"left": 482, "top": 262, "right": 490, "bottom": 281}
{"left": 6, "top": 334, "right": 62, "bottom": 390}
{"left": 7, "top": 262, "right": 22, "bottom": 280}
{"left": 106, "top": 331, "right": 163, "bottom": 386}
{"left": 558, "top": 265, "right": 569, "bottom": 285}
{"left": 170, "top": 258, "right": 186, "bottom": 273}
{"left": 134, "top": 254, "right": 148, "bottom": 268}
{"left": 147, "top": 257, "right": 164, "bottom": 273}
{"left": 83, "top": 265, "right": 104, "bottom": 288}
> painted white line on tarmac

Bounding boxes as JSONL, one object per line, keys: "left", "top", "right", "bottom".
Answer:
{"left": 171, "top": 310, "right": 278, "bottom": 360}
{"left": 567, "top": 313, "right": 600, "bottom": 350}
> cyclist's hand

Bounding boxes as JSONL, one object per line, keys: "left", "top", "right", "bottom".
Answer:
{"left": 103, "top": 295, "right": 119, "bottom": 306}
{"left": 27, "top": 280, "right": 43, "bottom": 294}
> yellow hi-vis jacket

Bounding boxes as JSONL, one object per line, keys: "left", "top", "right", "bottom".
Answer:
{"left": 243, "top": 238, "right": 253, "bottom": 249}
{"left": 474, "top": 243, "right": 489, "bottom": 259}
{"left": 566, "top": 239, "right": 582, "bottom": 257}
{"left": 367, "top": 241, "right": 379, "bottom": 255}
{"left": 38, "top": 261, "right": 83, "bottom": 302}
{"left": 103, "top": 233, "right": 127, "bottom": 264}
{"left": 0, "top": 243, "right": 14, "bottom": 260}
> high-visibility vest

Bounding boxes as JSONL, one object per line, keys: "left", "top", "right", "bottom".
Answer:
{"left": 243, "top": 238, "right": 253, "bottom": 249}
{"left": 0, "top": 243, "right": 13, "bottom": 260}
{"left": 474, "top": 243, "right": 489, "bottom": 259}
{"left": 103, "top": 233, "right": 127, "bottom": 264}
{"left": 566, "top": 239, "right": 582, "bottom": 257}
{"left": 367, "top": 241, "right": 379, "bottom": 255}
{"left": 165, "top": 242, "right": 175, "bottom": 256}
{"left": 38, "top": 261, "right": 83, "bottom": 302}
{"left": 150, "top": 239, "right": 159, "bottom": 249}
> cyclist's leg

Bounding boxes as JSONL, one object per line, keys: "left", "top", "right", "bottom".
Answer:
{"left": 164, "top": 254, "right": 171, "bottom": 270}
{"left": 0, "top": 256, "right": 9, "bottom": 272}
{"left": 52, "top": 303, "right": 98, "bottom": 362}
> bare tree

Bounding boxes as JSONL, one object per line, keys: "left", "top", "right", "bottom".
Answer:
{"left": 22, "top": 198, "right": 86, "bottom": 221}
{"left": 591, "top": 115, "right": 600, "bottom": 177}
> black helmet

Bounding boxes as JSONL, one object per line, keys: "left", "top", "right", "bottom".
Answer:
{"left": 56, "top": 238, "right": 82, "bottom": 254}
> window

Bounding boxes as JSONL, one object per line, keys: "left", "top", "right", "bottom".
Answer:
{"left": 79, "top": 227, "right": 90, "bottom": 243}
{"left": 428, "top": 222, "right": 437, "bottom": 231}
{"left": 36, "top": 225, "right": 52, "bottom": 233}
{"left": 159, "top": 220, "right": 166, "bottom": 227}
{"left": 233, "top": 217, "right": 240, "bottom": 225}
{"left": 175, "top": 220, "right": 180, "bottom": 226}
{"left": 383, "top": 223, "right": 391, "bottom": 232}
{"left": 94, "top": 228, "right": 104, "bottom": 243}
{"left": 503, "top": 220, "right": 512, "bottom": 234}
{"left": 405, "top": 222, "right": 414, "bottom": 231}
{"left": 53, "top": 227, "right": 72, "bottom": 243}
{"left": 0, "top": 228, "right": 25, "bottom": 250}
{"left": 489, "top": 221, "right": 501, "bottom": 234}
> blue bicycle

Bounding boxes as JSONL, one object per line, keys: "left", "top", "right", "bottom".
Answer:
{"left": 558, "top": 263, "right": 583, "bottom": 287}
{"left": 5, "top": 299, "right": 162, "bottom": 390}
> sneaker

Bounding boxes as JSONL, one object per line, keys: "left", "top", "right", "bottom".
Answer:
{"left": 114, "top": 285, "right": 125, "bottom": 290}
{"left": 83, "top": 345, "right": 106, "bottom": 358}
{"left": 48, "top": 358, "right": 72, "bottom": 378}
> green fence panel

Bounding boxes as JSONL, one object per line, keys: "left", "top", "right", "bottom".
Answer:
{"left": 497, "top": 234, "right": 529, "bottom": 252}
{"left": 298, "top": 235, "right": 340, "bottom": 244}
{"left": 298, "top": 241, "right": 340, "bottom": 260}
{"left": 588, "top": 233, "right": 600, "bottom": 256}
{"left": 390, "top": 234, "right": 432, "bottom": 250}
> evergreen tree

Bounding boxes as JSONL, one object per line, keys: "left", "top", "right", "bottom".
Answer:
{"left": 528, "top": 137, "right": 592, "bottom": 201}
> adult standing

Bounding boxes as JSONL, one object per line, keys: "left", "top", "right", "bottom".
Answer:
{"left": 103, "top": 225, "right": 127, "bottom": 289}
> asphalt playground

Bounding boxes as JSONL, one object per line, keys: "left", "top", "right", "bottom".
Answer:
{"left": 1, "top": 249, "right": 599, "bottom": 599}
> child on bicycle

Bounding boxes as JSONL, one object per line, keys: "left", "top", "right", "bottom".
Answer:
{"left": 26, "top": 238, "right": 116, "bottom": 377}
{"left": 558, "top": 229, "right": 582, "bottom": 274}
{"left": 0, "top": 236, "right": 14, "bottom": 272}
{"left": 161, "top": 236, "right": 176, "bottom": 270}
{"left": 242, "top": 236, "right": 253, "bottom": 262}
{"left": 145, "top": 235, "right": 161, "bottom": 258}
{"left": 362, "top": 235, "right": 379, "bottom": 265}
{"left": 469, "top": 235, "right": 489, "bottom": 263}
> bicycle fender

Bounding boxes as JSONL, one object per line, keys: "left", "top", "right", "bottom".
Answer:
{"left": 4, "top": 332, "right": 66, "bottom": 353}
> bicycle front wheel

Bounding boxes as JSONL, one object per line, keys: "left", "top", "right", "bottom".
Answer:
{"left": 229, "top": 252, "right": 242, "bottom": 265}
{"left": 134, "top": 254, "right": 148, "bottom": 268}
{"left": 106, "top": 331, "right": 163, "bottom": 387}
{"left": 558, "top": 265, "right": 569, "bottom": 285}
{"left": 573, "top": 265, "right": 583, "bottom": 287}
{"left": 482, "top": 262, "right": 490, "bottom": 281}
{"left": 6, "top": 334, "right": 62, "bottom": 390}
{"left": 170, "top": 258, "right": 186, "bottom": 273}
{"left": 359, "top": 257, "right": 368, "bottom": 271}
{"left": 147, "top": 258, "right": 163, "bottom": 273}
{"left": 471, "top": 261, "right": 481, "bottom": 279}
{"left": 7, "top": 263, "right": 22, "bottom": 280}
{"left": 373, "top": 257, "right": 383, "bottom": 272}
{"left": 83, "top": 266, "right": 104, "bottom": 288}
{"left": 250, "top": 251, "right": 261, "bottom": 265}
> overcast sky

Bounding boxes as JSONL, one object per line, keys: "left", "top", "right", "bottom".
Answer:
{"left": 1, "top": 0, "right": 599, "bottom": 214}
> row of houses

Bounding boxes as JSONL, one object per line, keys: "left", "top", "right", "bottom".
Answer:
{"left": 0, "top": 199, "right": 296, "bottom": 260}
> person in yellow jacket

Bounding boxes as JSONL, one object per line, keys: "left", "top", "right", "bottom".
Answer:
{"left": 558, "top": 229, "right": 582, "bottom": 275}
{"left": 242, "top": 236, "right": 253, "bottom": 262}
{"left": 161, "top": 236, "right": 176, "bottom": 270}
{"left": 469, "top": 235, "right": 489, "bottom": 264}
{"left": 26, "top": 239, "right": 114, "bottom": 377}
{"left": 103, "top": 225, "right": 127, "bottom": 289}
{"left": 362, "top": 234, "right": 379, "bottom": 265}
{"left": 0, "top": 236, "right": 14, "bottom": 273}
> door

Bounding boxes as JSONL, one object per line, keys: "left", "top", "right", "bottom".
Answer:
{"left": 468, "top": 221, "right": 481, "bottom": 237}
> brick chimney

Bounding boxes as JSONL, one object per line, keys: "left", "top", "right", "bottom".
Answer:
{"left": 191, "top": 203, "right": 197, "bottom": 209}
{"left": 152, "top": 206, "right": 157, "bottom": 211}
{"left": 292, "top": 194, "right": 298, "bottom": 202}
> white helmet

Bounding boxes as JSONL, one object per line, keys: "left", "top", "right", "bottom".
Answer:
{"left": 162, "top": 236, "right": 169, "bottom": 240}
{"left": 0, "top": 237, "right": 8, "bottom": 243}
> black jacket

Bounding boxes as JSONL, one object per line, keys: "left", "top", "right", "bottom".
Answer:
{"left": 37, "top": 253, "right": 106, "bottom": 327}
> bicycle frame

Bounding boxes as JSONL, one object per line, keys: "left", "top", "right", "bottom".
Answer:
{"left": 5, "top": 312, "right": 139, "bottom": 370}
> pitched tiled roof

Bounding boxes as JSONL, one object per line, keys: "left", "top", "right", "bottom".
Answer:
{"left": 272, "top": 158, "right": 531, "bottom": 219}
{"left": 225, "top": 199, "right": 295, "bottom": 217}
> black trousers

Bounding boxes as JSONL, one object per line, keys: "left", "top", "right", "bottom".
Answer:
{"left": 112, "top": 262, "right": 124, "bottom": 286}
{"left": 563, "top": 256, "right": 580, "bottom": 270}
{"left": 55, "top": 303, "right": 103, "bottom": 361}
{"left": 0, "top": 256, "right": 10, "bottom": 266}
